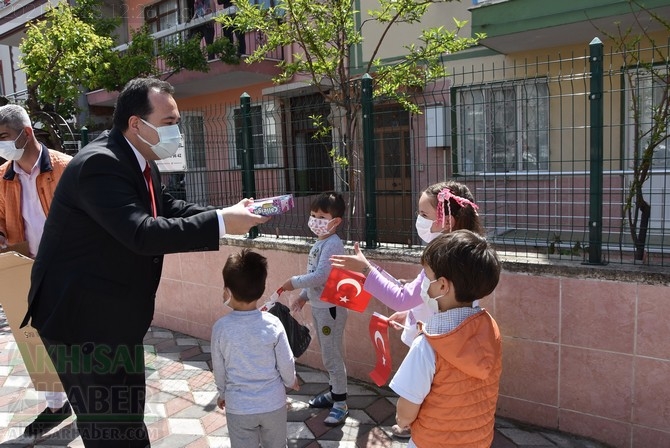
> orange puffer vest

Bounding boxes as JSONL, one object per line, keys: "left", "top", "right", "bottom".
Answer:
{"left": 411, "top": 311, "right": 502, "bottom": 448}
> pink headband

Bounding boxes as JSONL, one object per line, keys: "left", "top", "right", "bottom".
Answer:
{"left": 436, "top": 188, "right": 479, "bottom": 229}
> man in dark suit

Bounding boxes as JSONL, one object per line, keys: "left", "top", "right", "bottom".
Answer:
{"left": 21, "top": 77, "right": 268, "bottom": 447}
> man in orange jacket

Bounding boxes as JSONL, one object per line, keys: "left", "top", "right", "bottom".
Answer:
{"left": 0, "top": 104, "right": 73, "bottom": 438}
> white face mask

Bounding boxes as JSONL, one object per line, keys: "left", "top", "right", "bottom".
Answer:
{"left": 0, "top": 129, "right": 26, "bottom": 161}
{"left": 137, "top": 119, "right": 182, "bottom": 159}
{"left": 420, "top": 275, "right": 443, "bottom": 314}
{"left": 308, "top": 216, "right": 333, "bottom": 237}
{"left": 415, "top": 215, "right": 443, "bottom": 244}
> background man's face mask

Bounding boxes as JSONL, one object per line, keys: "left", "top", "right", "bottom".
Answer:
{"left": 0, "top": 129, "right": 27, "bottom": 161}
{"left": 137, "top": 119, "right": 182, "bottom": 159}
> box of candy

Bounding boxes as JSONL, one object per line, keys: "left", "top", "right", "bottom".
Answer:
{"left": 247, "top": 194, "right": 294, "bottom": 216}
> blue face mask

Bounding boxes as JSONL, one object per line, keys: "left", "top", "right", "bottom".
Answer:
{"left": 137, "top": 119, "right": 182, "bottom": 159}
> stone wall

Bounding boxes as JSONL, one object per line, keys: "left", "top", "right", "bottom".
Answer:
{"left": 153, "top": 236, "right": 670, "bottom": 448}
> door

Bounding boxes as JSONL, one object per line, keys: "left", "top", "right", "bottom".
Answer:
{"left": 374, "top": 107, "right": 412, "bottom": 244}
{"left": 290, "top": 94, "right": 334, "bottom": 196}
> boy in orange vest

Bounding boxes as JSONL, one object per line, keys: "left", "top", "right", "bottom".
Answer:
{"left": 389, "top": 230, "right": 502, "bottom": 448}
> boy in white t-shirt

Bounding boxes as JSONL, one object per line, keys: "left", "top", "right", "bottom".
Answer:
{"left": 390, "top": 230, "right": 502, "bottom": 448}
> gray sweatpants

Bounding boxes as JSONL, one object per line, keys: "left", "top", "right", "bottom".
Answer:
{"left": 226, "top": 406, "right": 287, "bottom": 448}
{"left": 311, "top": 306, "right": 348, "bottom": 397}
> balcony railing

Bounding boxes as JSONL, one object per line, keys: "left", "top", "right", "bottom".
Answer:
{"left": 114, "top": 14, "right": 283, "bottom": 74}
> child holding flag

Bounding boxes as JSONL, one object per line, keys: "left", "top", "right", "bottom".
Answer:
{"left": 280, "top": 191, "right": 349, "bottom": 426}
{"left": 330, "top": 180, "right": 483, "bottom": 437}
{"left": 330, "top": 180, "right": 483, "bottom": 343}
{"left": 390, "top": 230, "right": 502, "bottom": 448}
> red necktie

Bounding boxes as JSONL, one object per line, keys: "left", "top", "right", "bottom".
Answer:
{"left": 143, "top": 162, "right": 157, "bottom": 218}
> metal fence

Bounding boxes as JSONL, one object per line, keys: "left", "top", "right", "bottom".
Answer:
{"left": 77, "top": 39, "right": 669, "bottom": 267}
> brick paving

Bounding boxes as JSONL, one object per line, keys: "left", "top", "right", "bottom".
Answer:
{"left": 0, "top": 311, "right": 610, "bottom": 447}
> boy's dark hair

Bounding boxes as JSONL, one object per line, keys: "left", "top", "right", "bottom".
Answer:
{"left": 310, "top": 191, "right": 346, "bottom": 218}
{"left": 424, "top": 181, "right": 484, "bottom": 236}
{"left": 222, "top": 249, "right": 268, "bottom": 303}
{"left": 421, "top": 230, "right": 501, "bottom": 303}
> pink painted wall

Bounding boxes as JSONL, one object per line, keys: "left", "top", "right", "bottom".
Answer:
{"left": 153, "top": 239, "right": 670, "bottom": 448}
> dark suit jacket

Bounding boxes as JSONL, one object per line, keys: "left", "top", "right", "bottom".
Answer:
{"left": 22, "top": 128, "right": 221, "bottom": 345}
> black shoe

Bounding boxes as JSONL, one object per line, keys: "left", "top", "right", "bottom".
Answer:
{"left": 23, "top": 402, "right": 72, "bottom": 437}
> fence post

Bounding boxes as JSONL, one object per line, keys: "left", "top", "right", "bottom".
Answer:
{"left": 587, "top": 38, "right": 604, "bottom": 264}
{"left": 240, "top": 92, "right": 258, "bottom": 238}
{"left": 361, "top": 74, "right": 378, "bottom": 249}
{"left": 80, "top": 126, "right": 88, "bottom": 148}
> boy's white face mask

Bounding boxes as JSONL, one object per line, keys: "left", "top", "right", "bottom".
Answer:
{"left": 419, "top": 276, "right": 442, "bottom": 314}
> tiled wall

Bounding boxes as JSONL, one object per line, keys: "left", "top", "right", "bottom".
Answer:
{"left": 153, "top": 239, "right": 670, "bottom": 448}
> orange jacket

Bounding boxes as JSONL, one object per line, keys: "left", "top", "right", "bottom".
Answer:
{"left": 0, "top": 146, "right": 71, "bottom": 245}
{"left": 411, "top": 310, "right": 502, "bottom": 448}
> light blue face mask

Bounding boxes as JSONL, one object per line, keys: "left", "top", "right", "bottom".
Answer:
{"left": 137, "top": 119, "right": 182, "bottom": 159}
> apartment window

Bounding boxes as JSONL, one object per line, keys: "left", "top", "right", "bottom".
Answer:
{"left": 457, "top": 80, "right": 549, "bottom": 173}
{"left": 626, "top": 69, "right": 670, "bottom": 169}
{"left": 145, "top": 0, "right": 180, "bottom": 33}
{"left": 231, "top": 102, "right": 280, "bottom": 168}
{"left": 625, "top": 67, "right": 670, "bottom": 233}
{"left": 182, "top": 113, "right": 206, "bottom": 169}
{"left": 158, "top": 112, "right": 207, "bottom": 203}
{"left": 182, "top": 113, "right": 208, "bottom": 203}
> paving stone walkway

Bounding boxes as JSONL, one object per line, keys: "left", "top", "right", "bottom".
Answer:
{"left": 0, "top": 312, "right": 611, "bottom": 447}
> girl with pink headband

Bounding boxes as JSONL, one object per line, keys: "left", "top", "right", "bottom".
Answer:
{"left": 330, "top": 180, "right": 483, "bottom": 439}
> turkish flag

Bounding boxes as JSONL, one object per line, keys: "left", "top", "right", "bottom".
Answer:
{"left": 320, "top": 267, "right": 372, "bottom": 312}
{"left": 368, "top": 312, "right": 392, "bottom": 386}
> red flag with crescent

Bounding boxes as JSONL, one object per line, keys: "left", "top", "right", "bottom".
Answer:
{"left": 368, "top": 312, "right": 392, "bottom": 386}
{"left": 320, "top": 267, "right": 372, "bottom": 312}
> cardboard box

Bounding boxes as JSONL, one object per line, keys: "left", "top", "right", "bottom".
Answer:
{"left": 0, "top": 240, "right": 30, "bottom": 257}
{"left": 0, "top": 252, "right": 63, "bottom": 392}
{"left": 247, "top": 194, "right": 294, "bottom": 216}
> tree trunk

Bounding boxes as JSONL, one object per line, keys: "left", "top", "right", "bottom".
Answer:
{"left": 634, "top": 199, "right": 651, "bottom": 261}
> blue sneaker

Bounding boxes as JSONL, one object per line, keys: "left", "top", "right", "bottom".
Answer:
{"left": 324, "top": 403, "right": 348, "bottom": 426}
{"left": 308, "top": 391, "right": 333, "bottom": 408}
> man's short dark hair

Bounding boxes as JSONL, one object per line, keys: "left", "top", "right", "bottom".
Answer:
{"left": 421, "top": 230, "right": 501, "bottom": 303}
{"left": 222, "top": 249, "right": 268, "bottom": 303}
{"left": 112, "top": 78, "right": 175, "bottom": 132}
{"left": 310, "top": 191, "right": 346, "bottom": 218}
